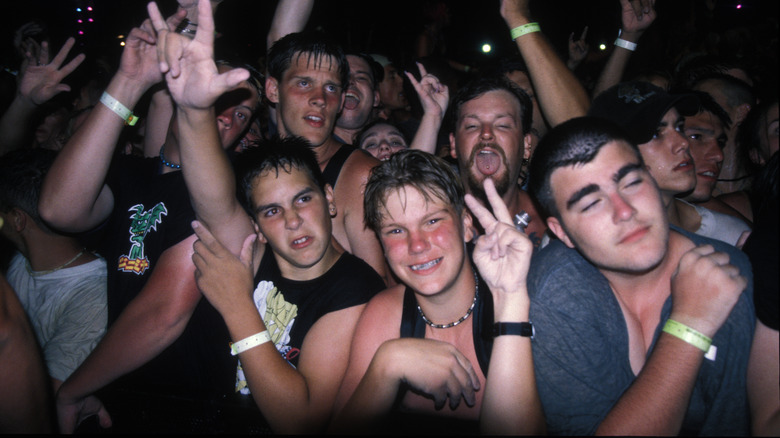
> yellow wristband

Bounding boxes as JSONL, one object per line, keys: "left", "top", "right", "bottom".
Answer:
{"left": 100, "top": 91, "right": 138, "bottom": 126}
{"left": 663, "top": 319, "right": 712, "bottom": 352}
{"left": 511, "top": 23, "right": 540, "bottom": 40}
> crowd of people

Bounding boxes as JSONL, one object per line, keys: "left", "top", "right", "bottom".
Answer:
{"left": 0, "top": 0, "right": 777, "bottom": 434}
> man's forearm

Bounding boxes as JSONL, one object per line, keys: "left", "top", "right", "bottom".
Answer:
{"left": 596, "top": 333, "right": 705, "bottom": 435}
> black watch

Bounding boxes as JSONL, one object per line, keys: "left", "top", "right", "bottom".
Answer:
{"left": 493, "top": 322, "right": 534, "bottom": 339}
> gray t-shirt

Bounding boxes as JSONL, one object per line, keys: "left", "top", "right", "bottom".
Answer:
{"left": 8, "top": 252, "right": 108, "bottom": 381}
{"left": 528, "top": 228, "right": 755, "bottom": 435}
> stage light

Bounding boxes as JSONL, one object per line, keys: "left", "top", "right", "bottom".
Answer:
{"left": 482, "top": 43, "right": 492, "bottom": 54}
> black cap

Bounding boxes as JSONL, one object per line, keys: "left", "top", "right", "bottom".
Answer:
{"left": 588, "top": 81, "right": 699, "bottom": 145}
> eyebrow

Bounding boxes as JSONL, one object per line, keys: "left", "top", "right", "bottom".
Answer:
{"left": 685, "top": 125, "right": 715, "bottom": 136}
{"left": 565, "top": 163, "right": 643, "bottom": 211}
{"left": 254, "top": 187, "right": 314, "bottom": 214}
{"left": 566, "top": 184, "right": 599, "bottom": 211}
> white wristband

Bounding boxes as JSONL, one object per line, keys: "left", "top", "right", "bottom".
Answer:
{"left": 100, "top": 91, "right": 138, "bottom": 126}
{"left": 230, "top": 330, "right": 271, "bottom": 356}
{"left": 614, "top": 37, "right": 637, "bottom": 51}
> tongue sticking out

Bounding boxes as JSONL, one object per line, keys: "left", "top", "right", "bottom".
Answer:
{"left": 475, "top": 151, "right": 500, "bottom": 176}
{"left": 344, "top": 96, "right": 359, "bottom": 110}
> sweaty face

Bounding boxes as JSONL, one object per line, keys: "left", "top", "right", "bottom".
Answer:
{"left": 449, "top": 89, "right": 529, "bottom": 203}
{"left": 337, "top": 55, "right": 379, "bottom": 130}
{"left": 637, "top": 108, "right": 695, "bottom": 198}
{"left": 378, "top": 64, "right": 408, "bottom": 111}
{"left": 548, "top": 141, "right": 669, "bottom": 275}
{"left": 377, "top": 186, "right": 472, "bottom": 297}
{"left": 359, "top": 123, "right": 408, "bottom": 161}
{"left": 267, "top": 53, "right": 345, "bottom": 147}
{"left": 683, "top": 111, "right": 727, "bottom": 202}
{"left": 250, "top": 167, "right": 338, "bottom": 280}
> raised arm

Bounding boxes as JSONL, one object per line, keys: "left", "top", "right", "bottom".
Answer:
{"left": 566, "top": 26, "right": 590, "bottom": 71}
{"left": 405, "top": 62, "right": 449, "bottom": 155}
{"left": 465, "top": 178, "right": 544, "bottom": 435}
{"left": 0, "top": 38, "right": 85, "bottom": 155}
{"left": 148, "top": 0, "right": 254, "bottom": 254}
{"left": 500, "top": 0, "right": 589, "bottom": 126}
{"left": 592, "top": 0, "right": 656, "bottom": 98}
{"left": 142, "top": 0, "right": 222, "bottom": 158}
{"left": 267, "top": 0, "right": 314, "bottom": 50}
{"left": 38, "top": 13, "right": 183, "bottom": 232}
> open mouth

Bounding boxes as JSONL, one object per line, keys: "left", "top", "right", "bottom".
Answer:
{"left": 475, "top": 149, "right": 501, "bottom": 176}
{"left": 344, "top": 92, "right": 360, "bottom": 110}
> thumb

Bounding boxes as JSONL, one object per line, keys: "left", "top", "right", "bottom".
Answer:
{"left": 217, "top": 68, "right": 251, "bottom": 92}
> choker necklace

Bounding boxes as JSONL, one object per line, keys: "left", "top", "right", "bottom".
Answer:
{"left": 25, "top": 249, "right": 87, "bottom": 277}
{"left": 159, "top": 145, "right": 181, "bottom": 169}
{"left": 417, "top": 270, "right": 479, "bottom": 329}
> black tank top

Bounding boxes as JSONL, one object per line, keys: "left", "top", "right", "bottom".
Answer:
{"left": 321, "top": 144, "right": 357, "bottom": 188}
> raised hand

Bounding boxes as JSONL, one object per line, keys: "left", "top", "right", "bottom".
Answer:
{"left": 670, "top": 244, "right": 747, "bottom": 338}
{"left": 17, "top": 37, "right": 85, "bottom": 106}
{"left": 147, "top": 0, "right": 248, "bottom": 110}
{"left": 567, "top": 26, "right": 589, "bottom": 70}
{"left": 191, "top": 220, "right": 257, "bottom": 316}
{"left": 619, "top": 0, "right": 656, "bottom": 39}
{"left": 115, "top": 9, "right": 186, "bottom": 92}
{"left": 405, "top": 62, "right": 449, "bottom": 119}
{"left": 465, "top": 178, "right": 533, "bottom": 298}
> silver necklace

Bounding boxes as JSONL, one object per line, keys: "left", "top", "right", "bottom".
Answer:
{"left": 25, "top": 249, "right": 87, "bottom": 277}
{"left": 417, "top": 270, "right": 479, "bottom": 329}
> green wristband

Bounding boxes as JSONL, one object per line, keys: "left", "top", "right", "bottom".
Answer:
{"left": 511, "top": 22, "right": 540, "bottom": 40}
{"left": 663, "top": 319, "right": 712, "bottom": 352}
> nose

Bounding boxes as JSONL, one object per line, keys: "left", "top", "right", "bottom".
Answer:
{"left": 310, "top": 87, "right": 325, "bottom": 107}
{"left": 284, "top": 208, "right": 302, "bottom": 230}
{"left": 672, "top": 129, "right": 689, "bottom": 154}
{"left": 610, "top": 192, "right": 636, "bottom": 223}
{"left": 479, "top": 124, "right": 494, "bottom": 141}
{"left": 408, "top": 229, "right": 430, "bottom": 254}
{"left": 708, "top": 143, "right": 724, "bottom": 164}
{"left": 216, "top": 111, "right": 233, "bottom": 130}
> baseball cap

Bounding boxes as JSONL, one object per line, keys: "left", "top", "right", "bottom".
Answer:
{"left": 588, "top": 81, "right": 699, "bottom": 145}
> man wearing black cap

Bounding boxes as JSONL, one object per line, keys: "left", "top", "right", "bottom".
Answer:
{"left": 589, "top": 81, "right": 750, "bottom": 247}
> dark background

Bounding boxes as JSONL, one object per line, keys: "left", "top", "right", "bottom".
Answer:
{"left": 2, "top": 0, "right": 778, "bottom": 95}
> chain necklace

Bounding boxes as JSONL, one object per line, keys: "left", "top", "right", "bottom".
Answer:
{"left": 417, "top": 269, "right": 479, "bottom": 329}
{"left": 159, "top": 144, "right": 181, "bottom": 169}
{"left": 25, "top": 249, "right": 87, "bottom": 277}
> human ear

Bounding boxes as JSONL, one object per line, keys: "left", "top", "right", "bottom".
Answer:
{"left": 265, "top": 77, "right": 280, "bottom": 104}
{"left": 547, "top": 216, "right": 575, "bottom": 249}
{"left": 461, "top": 210, "right": 476, "bottom": 243}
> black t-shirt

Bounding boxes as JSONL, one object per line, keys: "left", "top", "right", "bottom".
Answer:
{"left": 98, "top": 155, "right": 233, "bottom": 399}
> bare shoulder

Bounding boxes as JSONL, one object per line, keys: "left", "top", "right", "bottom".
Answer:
{"left": 339, "top": 149, "right": 380, "bottom": 189}
{"left": 359, "top": 284, "right": 405, "bottom": 328}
